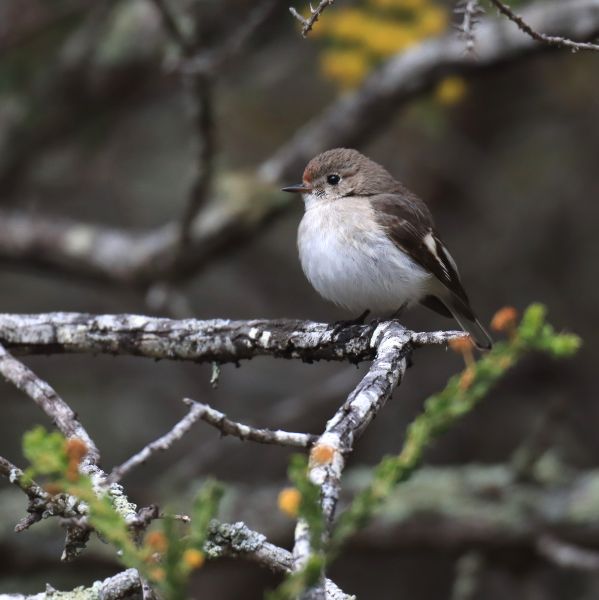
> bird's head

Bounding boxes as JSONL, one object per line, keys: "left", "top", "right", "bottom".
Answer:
{"left": 282, "top": 148, "right": 400, "bottom": 206}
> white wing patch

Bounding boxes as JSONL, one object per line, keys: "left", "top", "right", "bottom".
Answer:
{"left": 423, "top": 231, "right": 450, "bottom": 279}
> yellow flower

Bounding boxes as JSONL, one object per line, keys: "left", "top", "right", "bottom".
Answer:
{"left": 327, "top": 8, "right": 370, "bottom": 43}
{"left": 320, "top": 48, "right": 370, "bottom": 89}
{"left": 183, "top": 548, "right": 206, "bottom": 570}
{"left": 278, "top": 487, "right": 302, "bottom": 518}
{"left": 415, "top": 4, "right": 449, "bottom": 37}
{"left": 361, "top": 19, "right": 419, "bottom": 56}
{"left": 435, "top": 76, "right": 467, "bottom": 105}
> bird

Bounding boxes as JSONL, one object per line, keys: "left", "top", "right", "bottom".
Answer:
{"left": 282, "top": 148, "right": 492, "bottom": 350}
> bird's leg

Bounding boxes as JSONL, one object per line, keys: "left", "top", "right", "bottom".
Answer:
{"left": 332, "top": 309, "right": 371, "bottom": 335}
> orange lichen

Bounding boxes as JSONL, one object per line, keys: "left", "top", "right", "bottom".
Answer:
{"left": 310, "top": 444, "right": 336, "bottom": 466}
{"left": 65, "top": 438, "right": 87, "bottom": 482}
{"left": 278, "top": 487, "right": 302, "bottom": 518}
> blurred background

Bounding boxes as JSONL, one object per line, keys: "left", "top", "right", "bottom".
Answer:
{"left": 1, "top": 0, "right": 598, "bottom": 598}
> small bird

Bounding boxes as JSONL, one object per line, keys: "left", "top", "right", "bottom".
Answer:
{"left": 282, "top": 148, "right": 492, "bottom": 350}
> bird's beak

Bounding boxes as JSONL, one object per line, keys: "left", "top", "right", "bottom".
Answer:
{"left": 281, "top": 183, "right": 311, "bottom": 194}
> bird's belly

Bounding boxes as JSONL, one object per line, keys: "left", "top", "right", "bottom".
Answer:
{"left": 298, "top": 211, "right": 431, "bottom": 314}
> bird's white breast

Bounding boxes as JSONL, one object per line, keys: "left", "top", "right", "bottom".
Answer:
{"left": 297, "top": 196, "right": 431, "bottom": 314}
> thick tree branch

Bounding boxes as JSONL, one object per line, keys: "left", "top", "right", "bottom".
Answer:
{"left": 292, "top": 322, "right": 411, "bottom": 591}
{"left": 0, "top": 313, "right": 463, "bottom": 365}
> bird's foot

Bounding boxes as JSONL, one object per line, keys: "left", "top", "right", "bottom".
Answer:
{"left": 332, "top": 309, "right": 371, "bottom": 335}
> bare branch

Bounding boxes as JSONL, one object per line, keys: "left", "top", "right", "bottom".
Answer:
{"left": 0, "top": 342, "right": 100, "bottom": 464}
{"left": 289, "top": 0, "right": 335, "bottom": 37}
{"left": 488, "top": 0, "right": 599, "bottom": 52}
{"left": 0, "top": 312, "right": 464, "bottom": 365}
{"left": 109, "top": 399, "right": 205, "bottom": 482}
{"left": 186, "top": 398, "right": 317, "bottom": 448}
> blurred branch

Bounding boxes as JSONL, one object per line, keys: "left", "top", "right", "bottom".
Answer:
{"left": 149, "top": 0, "right": 191, "bottom": 50}
{"left": 109, "top": 398, "right": 205, "bottom": 482}
{"left": 0, "top": 312, "right": 463, "bottom": 364}
{"left": 537, "top": 534, "right": 599, "bottom": 571}
{"left": 181, "top": 0, "right": 278, "bottom": 76}
{"left": 185, "top": 398, "right": 318, "bottom": 448}
{"left": 260, "top": 0, "right": 599, "bottom": 182}
{"left": 2, "top": 0, "right": 599, "bottom": 286}
{"left": 488, "top": 0, "right": 599, "bottom": 52}
{"left": 289, "top": 0, "right": 335, "bottom": 37}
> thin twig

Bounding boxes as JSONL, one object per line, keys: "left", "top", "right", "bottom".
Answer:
{"left": 110, "top": 399, "right": 205, "bottom": 482}
{"left": 187, "top": 398, "right": 317, "bottom": 448}
{"left": 488, "top": 0, "right": 599, "bottom": 52}
{"left": 289, "top": 0, "right": 335, "bottom": 37}
{"left": 0, "top": 342, "right": 100, "bottom": 464}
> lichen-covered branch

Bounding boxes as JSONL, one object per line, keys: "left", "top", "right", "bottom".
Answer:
{"left": 0, "top": 568, "right": 143, "bottom": 600}
{"left": 291, "top": 322, "right": 412, "bottom": 594}
{"left": 206, "top": 521, "right": 352, "bottom": 599}
{"left": 0, "top": 312, "right": 463, "bottom": 365}
{"left": 185, "top": 398, "right": 317, "bottom": 448}
{"left": 0, "top": 342, "right": 100, "bottom": 464}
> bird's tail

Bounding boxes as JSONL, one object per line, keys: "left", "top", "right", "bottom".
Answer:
{"left": 443, "top": 293, "right": 493, "bottom": 351}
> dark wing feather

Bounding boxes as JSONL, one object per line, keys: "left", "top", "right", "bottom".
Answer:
{"left": 371, "top": 192, "right": 471, "bottom": 307}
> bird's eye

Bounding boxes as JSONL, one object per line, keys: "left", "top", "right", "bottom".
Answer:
{"left": 327, "top": 174, "right": 340, "bottom": 185}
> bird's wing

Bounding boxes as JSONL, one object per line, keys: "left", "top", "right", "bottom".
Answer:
{"left": 370, "top": 192, "right": 472, "bottom": 311}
